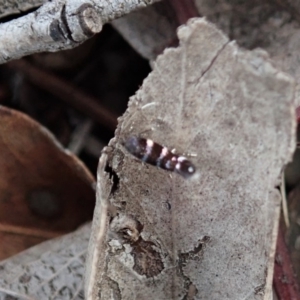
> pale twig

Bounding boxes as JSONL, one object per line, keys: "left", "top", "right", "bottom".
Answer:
{"left": 281, "top": 172, "right": 290, "bottom": 228}
{"left": 0, "top": 0, "right": 158, "bottom": 64}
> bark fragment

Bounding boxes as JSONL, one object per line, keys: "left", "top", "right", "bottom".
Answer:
{"left": 86, "top": 18, "right": 296, "bottom": 299}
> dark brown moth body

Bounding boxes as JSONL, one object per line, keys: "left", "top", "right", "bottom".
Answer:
{"left": 124, "top": 136, "right": 196, "bottom": 178}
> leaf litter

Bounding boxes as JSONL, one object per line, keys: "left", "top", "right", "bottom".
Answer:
{"left": 0, "top": 106, "right": 95, "bottom": 259}
{"left": 0, "top": 223, "right": 91, "bottom": 300}
{"left": 0, "top": 17, "right": 296, "bottom": 300}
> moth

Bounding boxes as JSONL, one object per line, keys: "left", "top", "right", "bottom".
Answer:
{"left": 124, "top": 136, "right": 196, "bottom": 178}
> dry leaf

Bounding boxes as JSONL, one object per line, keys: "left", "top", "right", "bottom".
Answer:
{"left": 0, "top": 106, "right": 95, "bottom": 259}
{"left": 86, "top": 18, "right": 296, "bottom": 299}
{"left": 0, "top": 223, "right": 91, "bottom": 299}
{"left": 112, "top": 2, "right": 178, "bottom": 60}
{"left": 195, "top": 1, "right": 300, "bottom": 107}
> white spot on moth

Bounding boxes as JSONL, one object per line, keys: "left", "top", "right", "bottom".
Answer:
{"left": 142, "top": 139, "right": 154, "bottom": 162}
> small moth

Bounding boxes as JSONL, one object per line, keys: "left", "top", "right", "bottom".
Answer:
{"left": 124, "top": 136, "right": 196, "bottom": 178}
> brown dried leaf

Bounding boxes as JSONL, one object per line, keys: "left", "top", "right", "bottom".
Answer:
{"left": 86, "top": 18, "right": 296, "bottom": 299}
{"left": 0, "top": 106, "right": 95, "bottom": 259}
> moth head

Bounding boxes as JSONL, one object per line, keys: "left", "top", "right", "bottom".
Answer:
{"left": 123, "top": 136, "right": 143, "bottom": 156}
{"left": 176, "top": 158, "right": 196, "bottom": 178}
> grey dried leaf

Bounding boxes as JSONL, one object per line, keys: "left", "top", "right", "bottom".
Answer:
{"left": 112, "top": 2, "right": 178, "bottom": 60}
{"left": 86, "top": 18, "right": 296, "bottom": 299}
{"left": 195, "top": 1, "right": 300, "bottom": 107}
{"left": 0, "top": 223, "right": 91, "bottom": 300}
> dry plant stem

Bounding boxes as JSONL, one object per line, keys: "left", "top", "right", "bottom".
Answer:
{"left": 8, "top": 60, "right": 118, "bottom": 131}
{"left": 167, "top": 0, "right": 200, "bottom": 24}
{"left": 0, "top": 0, "right": 158, "bottom": 64}
{"left": 273, "top": 224, "right": 300, "bottom": 299}
{"left": 281, "top": 172, "right": 290, "bottom": 227}
{"left": 0, "top": 223, "right": 64, "bottom": 239}
{"left": 68, "top": 120, "right": 93, "bottom": 154}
